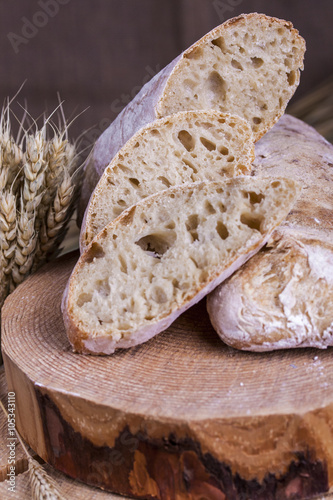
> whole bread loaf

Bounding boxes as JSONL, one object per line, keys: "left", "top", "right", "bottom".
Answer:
{"left": 80, "top": 111, "right": 254, "bottom": 251}
{"left": 63, "top": 177, "right": 299, "bottom": 355}
{"left": 207, "top": 115, "right": 333, "bottom": 351}
{"left": 78, "top": 13, "right": 305, "bottom": 219}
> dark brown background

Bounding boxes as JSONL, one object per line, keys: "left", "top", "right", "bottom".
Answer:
{"left": 0, "top": 0, "right": 332, "bottom": 144}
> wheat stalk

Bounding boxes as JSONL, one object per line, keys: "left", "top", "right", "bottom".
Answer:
{"left": 33, "top": 137, "right": 79, "bottom": 269}
{"left": 0, "top": 398, "right": 64, "bottom": 499}
{"left": 29, "top": 458, "right": 64, "bottom": 500}
{"left": 0, "top": 189, "right": 17, "bottom": 304}
{"left": 0, "top": 99, "right": 82, "bottom": 304}
{"left": 11, "top": 129, "right": 47, "bottom": 287}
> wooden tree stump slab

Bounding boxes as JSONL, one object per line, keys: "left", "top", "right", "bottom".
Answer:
{"left": 0, "top": 366, "right": 127, "bottom": 499}
{"left": 2, "top": 251, "right": 333, "bottom": 499}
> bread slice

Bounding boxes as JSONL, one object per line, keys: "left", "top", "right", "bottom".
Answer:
{"left": 62, "top": 177, "right": 300, "bottom": 355}
{"left": 80, "top": 110, "right": 255, "bottom": 251}
{"left": 78, "top": 13, "right": 305, "bottom": 220}
{"left": 207, "top": 115, "right": 333, "bottom": 351}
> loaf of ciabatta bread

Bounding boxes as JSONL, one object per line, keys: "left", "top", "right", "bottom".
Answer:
{"left": 207, "top": 115, "right": 333, "bottom": 351}
{"left": 63, "top": 177, "right": 300, "bottom": 355}
{"left": 78, "top": 13, "right": 305, "bottom": 219}
{"left": 80, "top": 111, "right": 254, "bottom": 251}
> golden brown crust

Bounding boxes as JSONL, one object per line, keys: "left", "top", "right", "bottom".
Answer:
{"left": 80, "top": 110, "right": 255, "bottom": 251}
{"left": 78, "top": 14, "right": 305, "bottom": 222}
{"left": 65, "top": 178, "right": 299, "bottom": 355}
{"left": 157, "top": 13, "right": 305, "bottom": 141}
{"left": 207, "top": 115, "right": 333, "bottom": 351}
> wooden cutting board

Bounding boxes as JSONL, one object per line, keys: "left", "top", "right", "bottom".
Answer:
{"left": 2, "top": 251, "right": 333, "bottom": 500}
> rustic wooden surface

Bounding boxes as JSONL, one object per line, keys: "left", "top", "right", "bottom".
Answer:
{"left": 2, "top": 252, "right": 333, "bottom": 498}
{"left": 0, "top": 366, "right": 128, "bottom": 498}
{"left": 0, "top": 367, "right": 36, "bottom": 482}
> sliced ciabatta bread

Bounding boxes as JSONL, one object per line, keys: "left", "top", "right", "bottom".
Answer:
{"left": 80, "top": 111, "right": 255, "bottom": 251}
{"left": 207, "top": 115, "right": 333, "bottom": 351}
{"left": 63, "top": 177, "right": 300, "bottom": 355}
{"left": 79, "top": 13, "right": 305, "bottom": 219}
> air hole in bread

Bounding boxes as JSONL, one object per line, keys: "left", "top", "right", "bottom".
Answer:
{"left": 119, "top": 255, "right": 127, "bottom": 273}
{"left": 117, "top": 323, "right": 131, "bottom": 330}
{"left": 205, "top": 200, "right": 216, "bottom": 214}
{"left": 200, "top": 122, "right": 213, "bottom": 129}
{"left": 118, "top": 164, "right": 132, "bottom": 174}
{"left": 252, "top": 117, "right": 262, "bottom": 125}
{"left": 218, "top": 201, "right": 226, "bottom": 212}
{"left": 157, "top": 176, "right": 171, "bottom": 188}
{"left": 219, "top": 146, "right": 229, "bottom": 155}
{"left": 151, "top": 129, "right": 160, "bottom": 136}
{"left": 237, "top": 164, "right": 247, "bottom": 174}
{"left": 85, "top": 242, "right": 105, "bottom": 263}
{"left": 186, "top": 214, "right": 199, "bottom": 242}
{"left": 178, "top": 130, "right": 195, "bottom": 152}
{"left": 251, "top": 57, "right": 264, "bottom": 68}
{"left": 129, "top": 178, "right": 140, "bottom": 188}
{"left": 182, "top": 159, "right": 198, "bottom": 174}
{"left": 76, "top": 293, "right": 92, "bottom": 307}
{"left": 107, "top": 177, "right": 115, "bottom": 186}
{"left": 172, "top": 278, "right": 179, "bottom": 288}
{"left": 190, "top": 257, "right": 200, "bottom": 268}
{"left": 216, "top": 220, "right": 229, "bottom": 240}
{"left": 135, "top": 231, "right": 177, "bottom": 258}
{"left": 218, "top": 118, "right": 226, "bottom": 124}
{"left": 166, "top": 221, "right": 175, "bottom": 230}
{"left": 243, "top": 191, "right": 265, "bottom": 205}
{"left": 239, "top": 46, "right": 245, "bottom": 54}
{"left": 287, "top": 70, "right": 296, "bottom": 86}
{"left": 284, "top": 58, "right": 292, "bottom": 68}
{"left": 211, "top": 36, "right": 226, "bottom": 51}
{"left": 186, "top": 214, "right": 199, "bottom": 231}
{"left": 96, "top": 279, "right": 111, "bottom": 297}
{"left": 207, "top": 71, "right": 226, "bottom": 103}
{"left": 185, "top": 46, "right": 203, "bottom": 60}
{"left": 151, "top": 286, "right": 168, "bottom": 304}
{"left": 271, "top": 181, "right": 282, "bottom": 188}
{"left": 200, "top": 137, "right": 216, "bottom": 151}
{"left": 227, "top": 156, "right": 235, "bottom": 162}
{"left": 117, "top": 199, "right": 127, "bottom": 206}
{"left": 240, "top": 213, "right": 263, "bottom": 233}
{"left": 231, "top": 59, "right": 243, "bottom": 70}
{"left": 134, "top": 142, "right": 139, "bottom": 148}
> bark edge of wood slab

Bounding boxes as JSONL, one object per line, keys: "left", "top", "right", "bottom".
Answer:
{"left": 1, "top": 252, "right": 332, "bottom": 499}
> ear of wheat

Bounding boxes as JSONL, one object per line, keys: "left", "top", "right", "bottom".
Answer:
{"left": 0, "top": 99, "right": 82, "bottom": 308}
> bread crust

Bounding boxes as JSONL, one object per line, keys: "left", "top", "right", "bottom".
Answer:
{"left": 207, "top": 115, "right": 333, "bottom": 351}
{"left": 63, "top": 178, "right": 299, "bottom": 355}
{"left": 157, "top": 13, "right": 305, "bottom": 141}
{"left": 79, "top": 110, "right": 255, "bottom": 252}
{"left": 62, "top": 242, "right": 268, "bottom": 355}
{"left": 78, "top": 13, "right": 305, "bottom": 221}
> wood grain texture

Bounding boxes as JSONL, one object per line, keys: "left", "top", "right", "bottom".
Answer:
{"left": 0, "top": 366, "right": 128, "bottom": 498}
{"left": 2, "top": 252, "right": 333, "bottom": 498}
{"left": 0, "top": 367, "right": 34, "bottom": 481}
